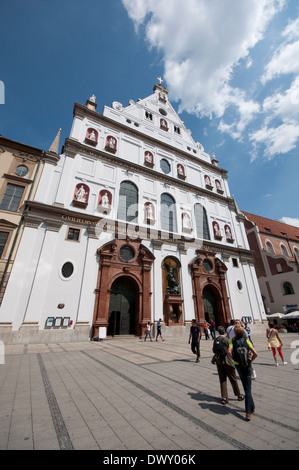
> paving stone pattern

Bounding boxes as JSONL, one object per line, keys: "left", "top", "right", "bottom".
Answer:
{"left": 0, "top": 332, "right": 298, "bottom": 450}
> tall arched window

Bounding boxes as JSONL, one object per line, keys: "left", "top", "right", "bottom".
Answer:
{"left": 161, "top": 193, "right": 177, "bottom": 233}
{"left": 194, "top": 204, "right": 210, "bottom": 240}
{"left": 281, "top": 244, "right": 288, "bottom": 257}
{"left": 117, "top": 181, "right": 138, "bottom": 223}
{"left": 266, "top": 241, "right": 274, "bottom": 253}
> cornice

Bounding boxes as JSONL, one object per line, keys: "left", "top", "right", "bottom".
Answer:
{"left": 0, "top": 137, "right": 43, "bottom": 159}
{"left": 64, "top": 138, "right": 233, "bottom": 205}
{"left": 73, "top": 102, "right": 228, "bottom": 176}
{"left": 23, "top": 201, "right": 253, "bottom": 261}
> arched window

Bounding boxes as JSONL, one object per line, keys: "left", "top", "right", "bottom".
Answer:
{"left": 161, "top": 193, "right": 177, "bottom": 233}
{"left": 281, "top": 244, "right": 288, "bottom": 257}
{"left": 283, "top": 282, "right": 295, "bottom": 295}
{"left": 194, "top": 204, "right": 210, "bottom": 240}
{"left": 117, "top": 181, "right": 138, "bottom": 223}
{"left": 266, "top": 241, "right": 274, "bottom": 253}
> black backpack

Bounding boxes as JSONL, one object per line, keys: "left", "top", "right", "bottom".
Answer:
{"left": 233, "top": 337, "right": 249, "bottom": 368}
{"left": 213, "top": 336, "right": 226, "bottom": 360}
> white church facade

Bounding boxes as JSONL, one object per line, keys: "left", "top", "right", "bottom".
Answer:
{"left": 0, "top": 82, "right": 266, "bottom": 343}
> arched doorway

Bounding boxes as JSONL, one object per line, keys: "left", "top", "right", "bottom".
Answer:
{"left": 107, "top": 277, "right": 137, "bottom": 336}
{"left": 203, "top": 285, "right": 218, "bottom": 325}
{"left": 189, "top": 249, "right": 232, "bottom": 328}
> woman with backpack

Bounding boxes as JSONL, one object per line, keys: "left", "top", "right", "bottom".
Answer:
{"left": 212, "top": 326, "right": 245, "bottom": 405}
{"left": 228, "top": 325, "right": 258, "bottom": 421}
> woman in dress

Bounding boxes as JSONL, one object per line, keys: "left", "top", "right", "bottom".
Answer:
{"left": 266, "top": 322, "right": 287, "bottom": 366}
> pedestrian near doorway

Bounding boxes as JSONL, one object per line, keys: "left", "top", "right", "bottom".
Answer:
{"left": 203, "top": 320, "right": 210, "bottom": 339}
{"left": 266, "top": 322, "right": 287, "bottom": 366}
{"left": 209, "top": 319, "right": 216, "bottom": 339}
{"left": 228, "top": 326, "right": 258, "bottom": 421}
{"left": 212, "top": 326, "right": 244, "bottom": 405}
{"left": 156, "top": 318, "right": 165, "bottom": 342}
{"left": 144, "top": 322, "right": 153, "bottom": 342}
{"left": 188, "top": 319, "right": 201, "bottom": 362}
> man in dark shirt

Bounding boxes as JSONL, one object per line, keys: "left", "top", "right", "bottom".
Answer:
{"left": 188, "top": 319, "right": 201, "bottom": 363}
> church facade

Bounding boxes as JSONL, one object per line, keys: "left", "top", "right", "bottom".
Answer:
{"left": 0, "top": 83, "right": 266, "bottom": 343}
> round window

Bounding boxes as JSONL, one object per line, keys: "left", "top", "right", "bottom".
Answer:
{"left": 203, "top": 259, "right": 213, "bottom": 273}
{"left": 61, "top": 262, "right": 74, "bottom": 279}
{"left": 160, "top": 159, "right": 171, "bottom": 174}
{"left": 119, "top": 245, "right": 135, "bottom": 262}
{"left": 159, "top": 108, "right": 167, "bottom": 116}
{"left": 15, "top": 165, "right": 28, "bottom": 177}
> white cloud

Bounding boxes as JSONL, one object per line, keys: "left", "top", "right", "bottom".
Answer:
{"left": 122, "top": 0, "right": 284, "bottom": 120}
{"left": 121, "top": 0, "right": 299, "bottom": 161}
{"left": 263, "top": 77, "right": 299, "bottom": 119}
{"left": 250, "top": 17, "right": 299, "bottom": 159}
{"left": 249, "top": 121, "right": 299, "bottom": 159}
{"left": 281, "top": 217, "right": 299, "bottom": 228}
{"left": 262, "top": 40, "right": 299, "bottom": 83}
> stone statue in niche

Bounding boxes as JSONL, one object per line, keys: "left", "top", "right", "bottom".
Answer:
{"left": 182, "top": 212, "right": 192, "bottom": 229}
{"left": 101, "top": 192, "right": 109, "bottom": 208}
{"left": 145, "top": 203, "right": 154, "bottom": 220}
{"left": 178, "top": 165, "right": 184, "bottom": 175}
{"left": 225, "top": 225, "right": 232, "bottom": 239}
{"left": 145, "top": 152, "right": 152, "bottom": 163}
{"left": 76, "top": 185, "right": 88, "bottom": 202}
{"left": 107, "top": 137, "right": 116, "bottom": 149}
{"left": 213, "top": 222, "right": 222, "bottom": 238}
{"left": 165, "top": 262, "right": 180, "bottom": 295}
{"left": 89, "top": 130, "right": 96, "bottom": 141}
{"left": 205, "top": 175, "right": 212, "bottom": 186}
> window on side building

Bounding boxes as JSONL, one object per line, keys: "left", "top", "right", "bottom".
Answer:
{"left": 0, "top": 183, "right": 25, "bottom": 212}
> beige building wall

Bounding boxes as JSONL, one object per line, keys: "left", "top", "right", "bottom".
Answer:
{"left": 0, "top": 136, "right": 44, "bottom": 302}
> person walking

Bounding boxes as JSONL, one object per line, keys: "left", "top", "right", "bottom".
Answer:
{"left": 226, "top": 319, "right": 236, "bottom": 339}
{"left": 209, "top": 319, "right": 216, "bottom": 340}
{"left": 188, "top": 319, "right": 201, "bottom": 362}
{"left": 203, "top": 320, "right": 210, "bottom": 340}
{"left": 244, "top": 323, "right": 253, "bottom": 344}
{"left": 156, "top": 318, "right": 165, "bottom": 342}
{"left": 212, "top": 326, "right": 244, "bottom": 405}
{"left": 144, "top": 322, "right": 153, "bottom": 342}
{"left": 241, "top": 321, "right": 256, "bottom": 379}
{"left": 266, "top": 322, "right": 287, "bottom": 366}
{"left": 228, "top": 325, "right": 258, "bottom": 421}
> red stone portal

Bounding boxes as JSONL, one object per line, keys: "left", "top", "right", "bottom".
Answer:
{"left": 92, "top": 239, "right": 155, "bottom": 338}
{"left": 189, "top": 249, "right": 232, "bottom": 328}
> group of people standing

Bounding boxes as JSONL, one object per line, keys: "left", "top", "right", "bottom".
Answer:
{"left": 189, "top": 318, "right": 288, "bottom": 422}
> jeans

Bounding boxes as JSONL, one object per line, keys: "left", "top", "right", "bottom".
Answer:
{"left": 144, "top": 330, "right": 152, "bottom": 341}
{"left": 236, "top": 365, "right": 255, "bottom": 414}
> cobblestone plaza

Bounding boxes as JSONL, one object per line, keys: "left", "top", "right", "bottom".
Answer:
{"left": 0, "top": 332, "right": 298, "bottom": 451}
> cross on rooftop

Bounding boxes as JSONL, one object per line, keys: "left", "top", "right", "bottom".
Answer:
{"left": 157, "top": 77, "right": 164, "bottom": 85}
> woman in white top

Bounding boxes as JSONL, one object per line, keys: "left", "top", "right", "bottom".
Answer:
{"left": 266, "top": 322, "right": 287, "bottom": 366}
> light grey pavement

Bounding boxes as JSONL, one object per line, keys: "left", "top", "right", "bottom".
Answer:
{"left": 0, "top": 331, "right": 298, "bottom": 451}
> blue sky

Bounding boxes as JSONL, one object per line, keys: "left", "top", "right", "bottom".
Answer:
{"left": 1, "top": 0, "right": 299, "bottom": 226}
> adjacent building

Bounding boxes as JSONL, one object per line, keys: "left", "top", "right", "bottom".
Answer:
{"left": 242, "top": 211, "right": 299, "bottom": 315}
{"left": 0, "top": 83, "right": 266, "bottom": 343}
{"left": 0, "top": 135, "right": 46, "bottom": 303}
